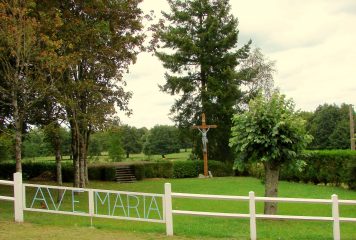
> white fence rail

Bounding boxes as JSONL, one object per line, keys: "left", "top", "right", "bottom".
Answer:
{"left": 164, "top": 183, "right": 356, "bottom": 240}
{"left": 1, "top": 174, "right": 356, "bottom": 240}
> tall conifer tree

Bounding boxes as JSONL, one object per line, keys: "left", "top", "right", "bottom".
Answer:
{"left": 154, "top": 0, "right": 250, "bottom": 161}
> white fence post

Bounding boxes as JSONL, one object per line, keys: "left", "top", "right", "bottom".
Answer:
{"left": 164, "top": 183, "right": 173, "bottom": 236}
{"left": 88, "top": 189, "right": 94, "bottom": 227}
{"left": 249, "top": 191, "right": 257, "bottom": 240}
{"left": 13, "top": 172, "right": 24, "bottom": 223}
{"left": 332, "top": 194, "right": 340, "bottom": 240}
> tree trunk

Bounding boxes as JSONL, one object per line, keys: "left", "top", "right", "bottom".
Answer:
{"left": 54, "top": 136, "right": 64, "bottom": 202}
{"left": 55, "top": 142, "right": 62, "bottom": 186}
{"left": 49, "top": 122, "right": 63, "bottom": 187}
{"left": 126, "top": 152, "right": 129, "bottom": 158}
{"left": 264, "top": 162, "right": 280, "bottom": 215}
{"left": 70, "top": 119, "right": 80, "bottom": 188}
{"left": 85, "top": 130, "right": 90, "bottom": 185}
{"left": 79, "top": 134, "right": 85, "bottom": 188}
{"left": 12, "top": 90, "right": 22, "bottom": 172}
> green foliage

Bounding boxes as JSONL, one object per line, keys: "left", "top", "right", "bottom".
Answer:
{"left": 88, "top": 134, "right": 103, "bottom": 157}
{"left": 230, "top": 92, "right": 312, "bottom": 213}
{"left": 20, "top": 126, "right": 70, "bottom": 159}
{"left": 120, "top": 125, "right": 144, "bottom": 158}
{"left": 89, "top": 131, "right": 110, "bottom": 155}
{"left": 43, "top": 124, "right": 71, "bottom": 156}
{"left": 230, "top": 92, "right": 312, "bottom": 168}
{"left": 172, "top": 161, "right": 202, "bottom": 178}
{"left": 0, "top": 0, "right": 63, "bottom": 171}
{"left": 0, "top": 160, "right": 232, "bottom": 181}
{"left": 306, "top": 103, "right": 352, "bottom": 149}
{"left": 23, "top": 128, "right": 52, "bottom": 158}
{"left": 143, "top": 125, "right": 181, "bottom": 156}
{"left": 240, "top": 150, "right": 356, "bottom": 190}
{"left": 0, "top": 134, "right": 12, "bottom": 161}
{"left": 0, "top": 161, "right": 73, "bottom": 182}
{"left": 133, "top": 161, "right": 174, "bottom": 179}
{"left": 283, "top": 150, "right": 356, "bottom": 189}
{"left": 87, "top": 165, "right": 116, "bottom": 181}
{"left": 107, "top": 128, "right": 125, "bottom": 162}
{"left": 173, "top": 160, "right": 233, "bottom": 178}
{"left": 153, "top": 0, "right": 251, "bottom": 162}
{"left": 133, "top": 160, "right": 231, "bottom": 179}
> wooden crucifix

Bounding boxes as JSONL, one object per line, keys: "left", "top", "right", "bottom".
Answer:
{"left": 192, "top": 113, "right": 217, "bottom": 176}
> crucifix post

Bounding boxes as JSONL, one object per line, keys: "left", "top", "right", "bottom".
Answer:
{"left": 192, "top": 113, "right": 217, "bottom": 176}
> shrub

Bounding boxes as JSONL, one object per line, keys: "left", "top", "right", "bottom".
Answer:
{"left": 0, "top": 159, "right": 233, "bottom": 182}
{"left": 243, "top": 150, "right": 356, "bottom": 189}
{"left": 88, "top": 165, "right": 116, "bottom": 181}
{"left": 173, "top": 160, "right": 232, "bottom": 178}
{"left": 133, "top": 161, "right": 173, "bottom": 179}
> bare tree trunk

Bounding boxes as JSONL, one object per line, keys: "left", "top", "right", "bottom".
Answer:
{"left": 12, "top": 90, "right": 22, "bottom": 172}
{"left": 264, "top": 162, "right": 280, "bottom": 215}
{"left": 84, "top": 130, "right": 90, "bottom": 185}
{"left": 55, "top": 144, "right": 62, "bottom": 185}
{"left": 79, "top": 134, "right": 85, "bottom": 188}
{"left": 49, "top": 122, "right": 63, "bottom": 187}
{"left": 70, "top": 119, "right": 80, "bottom": 188}
{"left": 54, "top": 138, "right": 64, "bottom": 202}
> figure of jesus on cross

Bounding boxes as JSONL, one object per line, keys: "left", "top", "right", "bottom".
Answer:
{"left": 192, "top": 113, "right": 217, "bottom": 177}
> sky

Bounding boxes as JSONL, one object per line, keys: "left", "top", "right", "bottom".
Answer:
{"left": 118, "top": 0, "right": 356, "bottom": 128}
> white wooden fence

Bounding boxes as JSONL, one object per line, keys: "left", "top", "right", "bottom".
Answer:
{"left": 1, "top": 173, "right": 356, "bottom": 240}
{"left": 164, "top": 183, "right": 356, "bottom": 240}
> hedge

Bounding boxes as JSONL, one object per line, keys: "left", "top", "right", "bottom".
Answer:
{"left": 0, "top": 162, "right": 73, "bottom": 182}
{"left": 3, "top": 150, "right": 353, "bottom": 189}
{"left": 242, "top": 150, "right": 356, "bottom": 190}
{"left": 133, "top": 160, "right": 233, "bottom": 179}
{"left": 0, "top": 160, "right": 233, "bottom": 182}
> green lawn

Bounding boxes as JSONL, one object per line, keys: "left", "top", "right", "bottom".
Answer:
{"left": 1, "top": 177, "right": 356, "bottom": 239}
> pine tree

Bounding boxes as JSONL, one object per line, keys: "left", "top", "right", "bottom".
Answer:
{"left": 154, "top": 0, "right": 250, "bottom": 161}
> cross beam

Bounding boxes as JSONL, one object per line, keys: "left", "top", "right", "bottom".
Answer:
{"left": 192, "top": 113, "right": 217, "bottom": 176}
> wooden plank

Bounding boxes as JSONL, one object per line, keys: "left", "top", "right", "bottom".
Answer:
{"left": 255, "top": 196, "right": 332, "bottom": 204}
{"left": 173, "top": 210, "right": 249, "bottom": 219}
{"left": 0, "top": 180, "right": 14, "bottom": 186}
{"left": 256, "top": 214, "right": 333, "bottom": 221}
{"left": 0, "top": 196, "right": 14, "bottom": 201}
{"left": 172, "top": 192, "right": 249, "bottom": 201}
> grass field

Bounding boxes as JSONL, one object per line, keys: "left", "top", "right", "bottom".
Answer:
{"left": 1, "top": 177, "right": 356, "bottom": 239}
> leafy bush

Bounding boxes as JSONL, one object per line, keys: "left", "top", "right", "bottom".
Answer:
{"left": 243, "top": 150, "right": 356, "bottom": 189}
{"left": 0, "top": 160, "right": 233, "bottom": 182}
{"left": 133, "top": 161, "right": 173, "bottom": 179}
{"left": 172, "top": 160, "right": 232, "bottom": 178}
{"left": 0, "top": 162, "right": 73, "bottom": 181}
{"left": 173, "top": 161, "right": 200, "bottom": 178}
{"left": 88, "top": 165, "right": 116, "bottom": 181}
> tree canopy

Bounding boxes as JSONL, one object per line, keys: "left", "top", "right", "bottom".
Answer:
{"left": 153, "top": 0, "right": 251, "bottom": 162}
{"left": 0, "top": 0, "right": 147, "bottom": 187}
{"left": 143, "top": 125, "right": 180, "bottom": 157}
{"left": 305, "top": 103, "right": 353, "bottom": 150}
{"left": 230, "top": 91, "right": 312, "bottom": 214}
{"left": 120, "top": 125, "right": 145, "bottom": 158}
{"left": 0, "top": 0, "right": 63, "bottom": 171}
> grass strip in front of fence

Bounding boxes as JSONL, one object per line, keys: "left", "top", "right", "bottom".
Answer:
{"left": 0, "top": 177, "right": 356, "bottom": 239}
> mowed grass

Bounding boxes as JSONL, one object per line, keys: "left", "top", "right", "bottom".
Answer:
{"left": 1, "top": 177, "right": 356, "bottom": 239}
